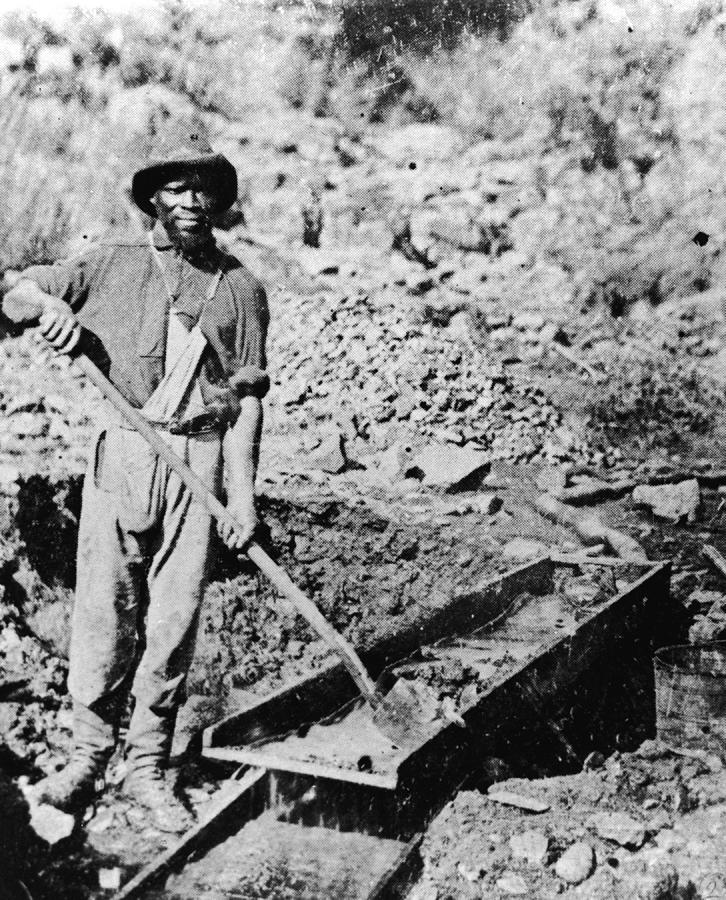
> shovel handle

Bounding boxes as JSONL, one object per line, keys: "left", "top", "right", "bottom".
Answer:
{"left": 72, "top": 353, "right": 379, "bottom": 704}
{"left": 1, "top": 286, "right": 381, "bottom": 703}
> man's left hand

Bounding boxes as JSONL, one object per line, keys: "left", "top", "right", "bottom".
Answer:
{"left": 218, "top": 495, "right": 257, "bottom": 550}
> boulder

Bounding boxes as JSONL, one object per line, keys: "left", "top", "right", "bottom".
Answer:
{"left": 589, "top": 811, "right": 646, "bottom": 849}
{"left": 509, "top": 829, "right": 549, "bottom": 865}
{"left": 407, "top": 879, "right": 439, "bottom": 900}
{"left": 632, "top": 479, "right": 700, "bottom": 522}
{"left": 487, "top": 788, "right": 550, "bottom": 813}
{"left": 495, "top": 873, "right": 529, "bottom": 895}
{"left": 554, "top": 842, "right": 595, "bottom": 884}
{"left": 501, "top": 537, "right": 549, "bottom": 562}
{"left": 307, "top": 433, "right": 347, "bottom": 474}
{"left": 7, "top": 412, "right": 50, "bottom": 439}
{"left": 685, "top": 589, "right": 725, "bottom": 611}
{"left": 0, "top": 36, "right": 26, "bottom": 70}
{"left": 459, "top": 493, "right": 503, "bottom": 515}
{"left": 394, "top": 390, "right": 418, "bottom": 420}
{"left": 0, "top": 463, "right": 21, "bottom": 497}
{"left": 27, "top": 799, "right": 75, "bottom": 846}
{"left": 406, "top": 443, "right": 489, "bottom": 492}
{"left": 98, "top": 868, "right": 122, "bottom": 890}
{"left": 512, "top": 311, "right": 546, "bottom": 332}
{"left": 35, "top": 45, "right": 75, "bottom": 76}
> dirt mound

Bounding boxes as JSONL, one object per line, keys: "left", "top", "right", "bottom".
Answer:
{"left": 416, "top": 740, "right": 726, "bottom": 899}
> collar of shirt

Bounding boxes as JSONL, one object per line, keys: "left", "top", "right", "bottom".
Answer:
{"left": 151, "top": 221, "right": 173, "bottom": 251}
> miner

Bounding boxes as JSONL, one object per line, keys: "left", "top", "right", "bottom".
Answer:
{"left": 3, "top": 134, "right": 269, "bottom": 832}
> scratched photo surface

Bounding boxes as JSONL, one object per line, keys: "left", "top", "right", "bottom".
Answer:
{"left": 1, "top": 0, "right": 726, "bottom": 897}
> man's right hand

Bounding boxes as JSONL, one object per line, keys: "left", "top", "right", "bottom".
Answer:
{"left": 38, "top": 297, "right": 81, "bottom": 355}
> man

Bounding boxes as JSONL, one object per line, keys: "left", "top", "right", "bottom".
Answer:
{"left": 3, "top": 134, "right": 269, "bottom": 832}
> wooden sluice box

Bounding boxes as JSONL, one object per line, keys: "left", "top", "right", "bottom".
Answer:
{"left": 180, "top": 556, "right": 671, "bottom": 899}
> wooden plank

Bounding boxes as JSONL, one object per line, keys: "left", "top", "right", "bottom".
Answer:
{"left": 205, "top": 660, "right": 352, "bottom": 751}
{"left": 549, "top": 552, "right": 650, "bottom": 567}
{"left": 703, "top": 544, "right": 726, "bottom": 580}
{"left": 112, "top": 767, "right": 268, "bottom": 900}
{"left": 203, "top": 746, "right": 399, "bottom": 790}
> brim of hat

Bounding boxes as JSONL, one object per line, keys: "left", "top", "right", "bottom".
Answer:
{"left": 131, "top": 154, "right": 238, "bottom": 218}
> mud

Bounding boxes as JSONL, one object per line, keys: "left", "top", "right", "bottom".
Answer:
{"left": 192, "top": 484, "right": 507, "bottom": 703}
{"left": 245, "top": 701, "right": 402, "bottom": 776}
{"left": 231, "top": 571, "right": 634, "bottom": 779}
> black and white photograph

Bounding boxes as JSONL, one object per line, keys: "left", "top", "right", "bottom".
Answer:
{"left": 0, "top": 0, "right": 725, "bottom": 897}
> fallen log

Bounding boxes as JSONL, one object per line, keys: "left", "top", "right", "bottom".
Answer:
{"left": 551, "top": 479, "right": 636, "bottom": 505}
{"left": 535, "top": 494, "right": 648, "bottom": 562}
{"left": 550, "top": 470, "right": 726, "bottom": 507}
{"left": 639, "top": 470, "right": 726, "bottom": 488}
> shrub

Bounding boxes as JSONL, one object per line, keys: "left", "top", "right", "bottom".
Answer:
{"left": 585, "top": 355, "right": 721, "bottom": 455}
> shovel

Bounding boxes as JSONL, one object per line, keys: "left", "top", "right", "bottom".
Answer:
{"left": 3, "top": 293, "right": 430, "bottom": 749}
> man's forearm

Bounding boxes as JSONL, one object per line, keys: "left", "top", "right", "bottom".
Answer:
{"left": 223, "top": 396, "right": 263, "bottom": 500}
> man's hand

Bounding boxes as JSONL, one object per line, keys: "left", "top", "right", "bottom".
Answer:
{"left": 218, "top": 494, "right": 257, "bottom": 550}
{"left": 38, "top": 297, "right": 81, "bottom": 355}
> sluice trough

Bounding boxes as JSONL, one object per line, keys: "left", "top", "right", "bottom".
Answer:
{"left": 116, "top": 554, "right": 671, "bottom": 899}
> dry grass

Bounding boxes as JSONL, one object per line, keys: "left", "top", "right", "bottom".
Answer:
{"left": 2, "top": 0, "right": 726, "bottom": 317}
{"left": 0, "top": 3, "right": 285, "bottom": 270}
{"left": 584, "top": 354, "right": 722, "bottom": 455}
{"left": 0, "top": 83, "right": 129, "bottom": 269}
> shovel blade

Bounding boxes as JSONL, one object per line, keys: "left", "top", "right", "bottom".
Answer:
{"left": 370, "top": 678, "right": 440, "bottom": 750}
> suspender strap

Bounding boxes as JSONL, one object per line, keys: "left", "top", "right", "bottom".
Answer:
{"left": 147, "top": 230, "right": 225, "bottom": 317}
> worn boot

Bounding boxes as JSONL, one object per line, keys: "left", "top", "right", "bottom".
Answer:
{"left": 123, "top": 702, "right": 194, "bottom": 834}
{"left": 33, "top": 700, "right": 116, "bottom": 812}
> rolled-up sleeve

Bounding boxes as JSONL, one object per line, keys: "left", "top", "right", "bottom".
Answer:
{"left": 22, "top": 248, "right": 99, "bottom": 312}
{"left": 231, "top": 280, "right": 269, "bottom": 399}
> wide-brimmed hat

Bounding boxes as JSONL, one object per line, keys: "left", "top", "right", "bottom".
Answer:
{"left": 131, "top": 132, "right": 237, "bottom": 218}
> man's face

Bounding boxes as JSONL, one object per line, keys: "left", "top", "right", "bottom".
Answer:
{"left": 151, "top": 172, "right": 217, "bottom": 252}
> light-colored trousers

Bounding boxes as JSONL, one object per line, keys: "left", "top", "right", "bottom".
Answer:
{"left": 68, "top": 423, "right": 222, "bottom": 716}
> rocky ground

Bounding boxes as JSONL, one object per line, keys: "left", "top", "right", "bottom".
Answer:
{"left": 3, "top": 1, "right": 726, "bottom": 897}
{"left": 2, "top": 231, "right": 726, "bottom": 895}
{"left": 414, "top": 741, "right": 726, "bottom": 900}
{"left": 2, "top": 251, "right": 726, "bottom": 898}
{"left": 2, "top": 325, "right": 726, "bottom": 896}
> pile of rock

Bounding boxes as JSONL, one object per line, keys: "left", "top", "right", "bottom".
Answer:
{"left": 0, "top": 335, "right": 96, "bottom": 481}
{"left": 265, "top": 288, "right": 597, "bottom": 468}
